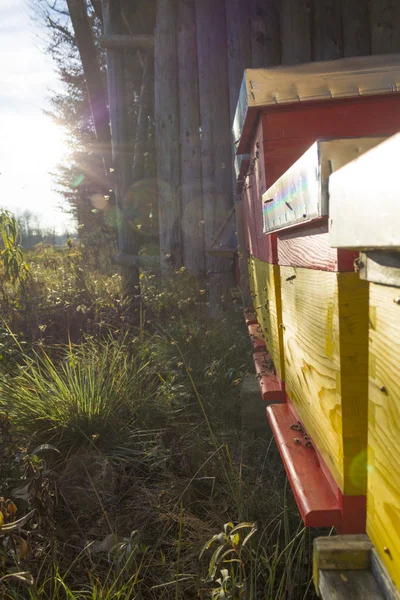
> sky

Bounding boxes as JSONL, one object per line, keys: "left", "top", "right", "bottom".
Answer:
{"left": 0, "top": 0, "right": 76, "bottom": 233}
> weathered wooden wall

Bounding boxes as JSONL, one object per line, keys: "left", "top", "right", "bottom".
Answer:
{"left": 151, "top": 0, "right": 400, "bottom": 297}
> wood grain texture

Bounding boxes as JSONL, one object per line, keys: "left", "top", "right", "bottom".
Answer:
{"left": 132, "top": 52, "right": 154, "bottom": 182}
{"left": 249, "top": 257, "right": 284, "bottom": 380}
{"left": 246, "top": 121, "right": 277, "bottom": 263}
{"left": 155, "top": 0, "right": 182, "bottom": 269}
{"left": 196, "top": 0, "right": 235, "bottom": 302}
{"left": 250, "top": 0, "right": 281, "bottom": 68}
{"left": 281, "top": 267, "right": 369, "bottom": 495}
{"left": 226, "top": 0, "right": 251, "bottom": 124}
{"left": 367, "top": 283, "right": 400, "bottom": 590}
{"left": 236, "top": 201, "right": 251, "bottom": 305}
{"left": 177, "top": 0, "right": 205, "bottom": 275}
{"left": 263, "top": 96, "right": 400, "bottom": 143}
{"left": 370, "top": 0, "right": 400, "bottom": 55}
{"left": 267, "top": 403, "right": 342, "bottom": 527}
{"left": 243, "top": 184, "right": 258, "bottom": 256}
{"left": 341, "top": 0, "right": 371, "bottom": 57}
{"left": 280, "top": 0, "right": 311, "bottom": 65}
{"left": 318, "top": 570, "right": 385, "bottom": 600}
{"left": 99, "top": 34, "right": 154, "bottom": 49}
{"left": 101, "top": 0, "right": 138, "bottom": 288}
{"left": 312, "top": 0, "right": 343, "bottom": 61}
{"left": 278, "top": 223, "right": 358, "bottom": 272}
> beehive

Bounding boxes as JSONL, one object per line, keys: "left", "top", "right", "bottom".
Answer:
{"left": 234, "top": 55, "right": 400, "bottom": 401}
{"left": 329, "top": 135, "right": 400, "bottom": 590}
{"left": 248, "top": 256, "right": 284, "bottom": 378}
{"left": 280, "top": 266, "right": 369, "bottom": 495}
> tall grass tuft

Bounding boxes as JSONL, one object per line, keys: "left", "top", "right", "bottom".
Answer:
{"left": 0, "top": 334, "right": 161, "bottom": 454}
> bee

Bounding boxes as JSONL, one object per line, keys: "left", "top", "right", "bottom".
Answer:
{"left": 286, "top": 275, "right": 296, "bottom": 282}
{"left": 290, "top": 424, "right": 301, "bottom": 431}
{"left": 305, "top": 441, "right": 313, "bottom": 449}
{"left": 294, "top": 438, "right": 302, "bottom": 445}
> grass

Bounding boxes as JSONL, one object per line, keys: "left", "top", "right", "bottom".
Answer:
{"left": 0, "top": 228, "right": 316, "bottom": 599}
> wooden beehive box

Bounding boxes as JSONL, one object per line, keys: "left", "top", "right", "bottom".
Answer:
{"left": 280, "top": 265, "right": 369, "bottom": 495}
{"left": 248, "top": 256, "right": 284, "bottom": 378}
{"left": 234, "top": 55, "right": 400, "bottom": 396}
{"left": 329, "top": 134, "right": 400, "bottom": 592}
{"left": 258, "top": 138, "right": 373, "bottom": 497}
{"left": 262, "top": 137, "right": 385, "bottom": 234}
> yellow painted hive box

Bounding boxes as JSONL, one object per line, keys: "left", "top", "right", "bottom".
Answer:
{"left": 248, "top": 256, "right": 284, "bottom": 380}
{"left": 367, "top": 282, "right": 400, "bottom": 590}
{"left": 280, "top": 266, "right": 369, "bottom": 496}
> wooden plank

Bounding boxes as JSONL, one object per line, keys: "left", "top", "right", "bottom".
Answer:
{"left": 132, "top": 51, "right": 154, "bottom": 182}
{"left": 280, "top": 0, "right": 311, "bottom": 65}
{"left": 319, "top": 570, "right": 385, "bottom": 600}
{"left": 250, "top": 0, "right": 281, "bottom": 68}
{"left": 232, "top": 56, "right": 400, "bottom": 153}
{"left": 253, "top": 352, "right": 285, "bottom": 403}
{"left": 278, "top": 222, "right": 358, "bottom": 272}
{"left": 248, "top": 322, "right": 266, "bottom": 353}
{"left": 101, "top": 0, "right": 137, "bottom": 289}
{"left": 226, "top": 0, "right": 251, "bottom": 125}
{"left": 329, "top": 133, "right": 400, "bottom": 250}
{"left": 234, "top": 154, "right": 250, "bottom": 189}
{"left": 264, "top": 96, "right": 400, "bottom": 142}
{"left": 313, "top": 534, "right": 374, "bottom": 597}
{"left": 367, "top": 283, "right": 400, "bottom": 591}
{"left": 236, "top": 201, "right": 251, "bottom": 305}
{"left": 312, "top": 0, "right": 343, "bottom": 61}
{"left": 341, "top": 0, "right": 371, "bottom": 58}
{"left": 267, "top": 403, "right": 342, "bottom": 527}
{"left": 359, "top": 252, "right": 400, "bottom": 286}
{"left": 244, "top": 306, "right": 257, "bottom": 326}
{"left": 177, "top": 0, "right": 205, "bottom": 275}
{"left": 370, "top": 0, "right": 400, "bottom": 55}
{"left": 196, "top": 0, "right": 235, "bottom": 304}
{"left": 251, "top": 258, "right": 284, "bottom": 380}
{"left": 314, "top": 535, "right": 372, "bottom": 575}
{"left": 371, "top": 549, "right": 400, "bottom": 600}
{"left": 263, "top": 137, "right": 385, "bottom": 235}
{"left": 247, "top": 120, "right": 277, "bottom": 263}
{"left": 154, "top": 0, "right": 182, "bottom": 269}
{"left": 99, "top": 34, "right": 154, "bottom": 49}
{"left": 243, "top": 184, "right": 258, "bottom": 256}
{"left": 280, "top": 267, "right": 369, "bottom": 495}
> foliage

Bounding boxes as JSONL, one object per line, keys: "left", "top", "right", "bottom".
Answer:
{"left": 0, "top": 210, "right": 29, "bottom": 284}
{"left": 0, "top": 232, "right": 316, "bottom": 599}
{"left": 200, "top": 521, "right": 258, "bottom": 599}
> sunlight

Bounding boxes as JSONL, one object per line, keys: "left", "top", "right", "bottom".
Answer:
{"left": 0, "top": 113, "right": 73, "bottom": 232}
{"left": 9, "top": 115, "right": 67, "bottom": 171}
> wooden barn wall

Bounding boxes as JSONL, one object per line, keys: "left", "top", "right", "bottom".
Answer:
{"left": 154, "top": 0, "right": 400, "bottom": 289}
